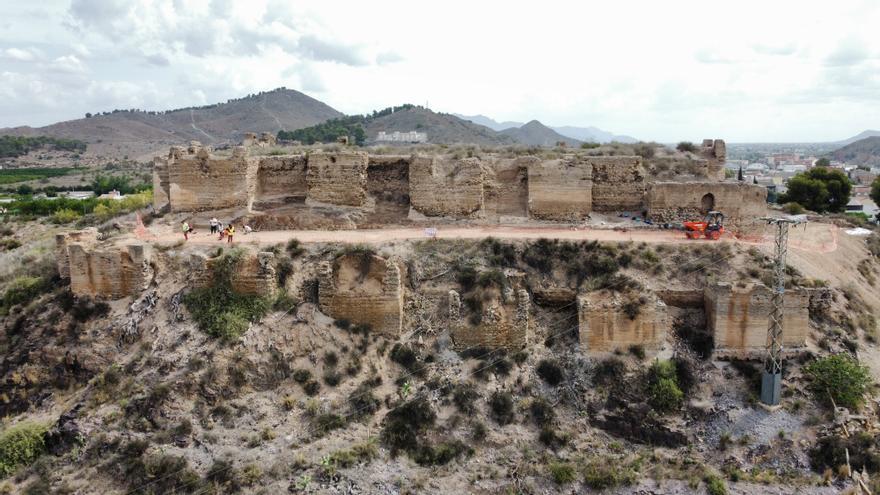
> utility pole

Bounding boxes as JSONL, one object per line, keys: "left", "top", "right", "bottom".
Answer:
{"left": 761, "top": 216, "right": 805, "bottom": 406}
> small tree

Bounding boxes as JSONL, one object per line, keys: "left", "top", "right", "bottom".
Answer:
{"left": 815, "top": 157, "right": 831, "bottom": 167}
{"left": 676, "top": 141, "right": 696, "bottom": 153}
{"left": 804, "top": 354, "right": 872, "bottom": 409}
{"left": 870, "top": 176, "right": 880, "bottom": 218}
{"left": 778, "top": 167, "right": 852, "bottom": 213}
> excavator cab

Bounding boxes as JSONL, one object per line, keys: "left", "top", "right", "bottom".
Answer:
{"left": 684, "top": 211, "right": 725, "bottom": 240}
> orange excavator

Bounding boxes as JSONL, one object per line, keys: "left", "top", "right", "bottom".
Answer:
{"left": 684, "top": 211, "right": 725, "bottom": 240}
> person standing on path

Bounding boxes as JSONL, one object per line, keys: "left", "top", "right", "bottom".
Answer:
{"left": 209, "top": 217, "right": 219, "bottom": 234}
{"left": 227, "top": 224, "right": 235, "bottom": 244}
{"left": 182, "top": 221, "right": 191, "bottom": 241}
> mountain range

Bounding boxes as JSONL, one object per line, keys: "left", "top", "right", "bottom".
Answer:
{"left": 0, "top": 89, "right": 617, "bottom": 158}
{"left": 454, "top": 114, "right": 638, "bottom": 143}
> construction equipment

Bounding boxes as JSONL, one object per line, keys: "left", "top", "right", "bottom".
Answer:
{"left": 684, "top": 211, "right": 725, "bottom": 240}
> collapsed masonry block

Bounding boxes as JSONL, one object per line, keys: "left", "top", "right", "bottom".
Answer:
{"left": 527, "top": 156, "right": 592, "bottom": 220}
{"left": 578, "top": 292, "right": 668, "bottom": 353}
{"left": 191, "top": 251, "right": 278, "bottom": 298}
{"left": 56, "top": 228, "right": 99, "bottom": 280}
{"left": 589, "top": 156, "right": 646, "bottom": 212}
{"left": 68, "top": 243, "right": 153, "bottom": 299}
{"left": 409, "top": 155, "right": 484, "bottom": 217}
{"left": 306, "top": 151, "right": 369, "bottom": 206}
{"left": 318, "top": 253, "right": 403, "bottom": 337}
{"left": 449, "top": 289, "right": 530, "bottom": 350}
{"left": 645, "top": 182, "right": 767, "bottom": 231}
{"left": 705, "top": 283, "right": 809, "bottom": 352}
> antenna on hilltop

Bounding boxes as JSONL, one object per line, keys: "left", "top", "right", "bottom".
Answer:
{"left": 760, "top": 215, "right": 806, "bottom": 407}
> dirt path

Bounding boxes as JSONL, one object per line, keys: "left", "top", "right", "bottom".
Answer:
{"left": 149, "top": 223, "right": 838, "bottom": 253}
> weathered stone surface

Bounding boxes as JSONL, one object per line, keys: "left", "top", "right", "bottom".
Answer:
{"left": 484, "top": 157, "right": 531, "bottom": 219}
{"left": 701, "top": 138, "right": 727, "bottom": 181}
{"left": 68, "top": 243, "right": 153, "bottom": 299}
{"left": 306, "top": 151, "right": 369, "bottom": 206}
{"left": 162, "top": 146, "right": 258, "bottom": 212}
{"left": 578, "top": 292, "right": 668, "bottom": 353}
{"left": 409, "top": 155, "right": 483, "bottom": 217}
{"left": 645, "top": 182, "right": 767, "bottom": 230}
{"left": 56, "top": 228, "right": 98, "bottom": 280}
{"left": 449, "top": 289, "right": 530, "bottom": 350}
{"left": 590, "top": 156, "right": 646, "bottom": 212}
{"left": 254, "top": 155, "right": 308, "bottom": 207}
{"left": 191, "top": 251, "right": 278, "bottom": 297}
{"left": 705, "top": 283, "right": 809, "bottom": 351}
{"left": 318, "top": 253, "right": 403, "bottom": 337}
{"left": 527, "top": 156, "right": 592, "bottom": 220}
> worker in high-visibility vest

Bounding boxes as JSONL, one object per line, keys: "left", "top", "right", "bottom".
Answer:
{"left": 227, "top": 224, "right": 235, "bottom": 244}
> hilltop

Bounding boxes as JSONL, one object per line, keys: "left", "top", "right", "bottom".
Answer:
{"left": 0, "top": 88, "right": 342, "bottom": 160}
{"left": 364, "top": 107, "right": 515, "bottom": 146}
{"left": 498, "top": 120, "right": 581, "bottom": 147}
{"left": 830, "top": 136, "right": 880, "bottom": 167}
{"left": 455, "top": 114, "right": 638, "bottom": 143}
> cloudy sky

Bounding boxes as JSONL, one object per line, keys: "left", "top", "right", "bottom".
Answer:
{"left": 1, "top": 0, "right": 878, "bottom": 142}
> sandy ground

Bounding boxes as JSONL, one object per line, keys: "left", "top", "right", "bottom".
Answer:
{"left": 146, "top": 222, "right": 840, "bottom": 254}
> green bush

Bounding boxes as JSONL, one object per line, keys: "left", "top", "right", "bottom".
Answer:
{"left": 676, "top": 141, "right": 697, "bottom": 153}
{"left": 489, "top": 391, "right": 515, "bottom": 425}
{"left": 0, "top": 422, "right": 47, "bottom": 477}
{"left": 647, "top": 360, "right": 684, "bottom": 413}
{"left": 582, "top": 458, "right": 636, "bottom": 489}
{"left": 51, "top": 208, "right": 81, "bottom": 224}
{"left": 782, "top": 202, "right": 805, "bottom": 215}
{"left": 705, "top": 474, "right": 728, "bottom": 495}
{"left": 182, "top": 250, "right": 272, "bottom": 342}
{"left": 536, "top": 359, "right": 564, "bottom": 386}
{"left": 548, "top": 461, "right": 576, "bottom": 484}
{"left": 804, "top": 354, "right": 872, "bottom": 409}
{"left": 1, "top": 276, "right": 49, "bottom": 314}
{"left": 381, "top": 398, "right": 436, "bottom": 456}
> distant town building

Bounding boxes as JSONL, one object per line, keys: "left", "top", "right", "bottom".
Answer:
{"left": 98, "top": 190, "right": 124, "bottom": 200}
{"left": 62, "top": 191, "right": 95, "bottom": 200}
{"left": 376, "top": 131, "right": 428, "bottom": 143}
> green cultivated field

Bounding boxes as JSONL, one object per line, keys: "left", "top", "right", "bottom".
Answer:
{"left": 0, "top": 167, "right": 75, "bottom": 185}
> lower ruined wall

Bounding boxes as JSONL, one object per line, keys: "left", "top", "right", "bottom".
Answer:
{"left": 646, "top": 182, "right": 767, "bottom": 229}
{"left": 152, "top": 155, "right": 170, "bottom": 211}
{"left": 483, "top": 157, "right": 531, "bottom": 219}
{"left": 449, "top": 289, "right": 530, "bottom": 349}
{"left": 167, "top": 146, "right": 258, "bottom": 212}
{"left": 254, "top": 155, "right": 308, "bottom": 207}
{"left": 578, "top": 292, "right": 668, "bottom": 353}
{"left": 306, "top": 151, "right": 369, "bottom": 207}
{"left": 705, "top": 283, "right": 809, "bottom": 351}
{"left": 590, "top": 157, "right": 646, "bottom": 212}
{"left": 191, "top": 251, "right": 278, "bottom": 297}
{"left": 56, "top": 228, "right": 99, "bottom": 280}
{"left": 68, "top": 243, "right": 153, "bottom": 299}
{"left": 527, "top": 156, "right": 592, "bottom": 220}
{"left": 318, "top": 253, "right": 403, "bottom": 337}
{"left": 409, "top": 156, "right": 484, "bottom": 217}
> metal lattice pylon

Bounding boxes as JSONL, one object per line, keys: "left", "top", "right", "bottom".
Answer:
{"left": 761, "top": 216, "right": 805, "bottom": 406}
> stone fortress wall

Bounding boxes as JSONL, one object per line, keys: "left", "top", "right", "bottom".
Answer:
{"left": 153, "top": 138, "right": 765, "bottom": 228}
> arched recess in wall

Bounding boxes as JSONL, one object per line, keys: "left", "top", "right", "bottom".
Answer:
{"left": 700, "top": 193, "right": 715, "bottom": 214}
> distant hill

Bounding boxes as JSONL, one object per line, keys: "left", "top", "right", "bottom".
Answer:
{"left": 365, "top": 107, "right": 515, "bottom": 146}
{"left": 830, "top": 136, "right": 880, "bottom": 167}
{"left": 455, "top": 114, "right": 636, "bottom": 143}
{"left": 836, "top": 130, "right": 880, "bottom": 146}
{"left": 498, "top": 120, "right": 581, "bottom": 147}
{"left": 0, "top": 88, "right": 342, "bottom": 159}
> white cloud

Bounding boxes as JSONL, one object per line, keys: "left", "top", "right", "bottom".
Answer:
{"left": 2, "top": 47, "right": 39, "bottom": 62}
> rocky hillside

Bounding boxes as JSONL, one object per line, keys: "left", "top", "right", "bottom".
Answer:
{"left": 498, "top": 120, "right": 581, "bottom": 147}
{"left": 830, "top": 136, "right": 880, "bottom": 167}
{"left": 0, "top": 88, "right": 342, "bottom": 160}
